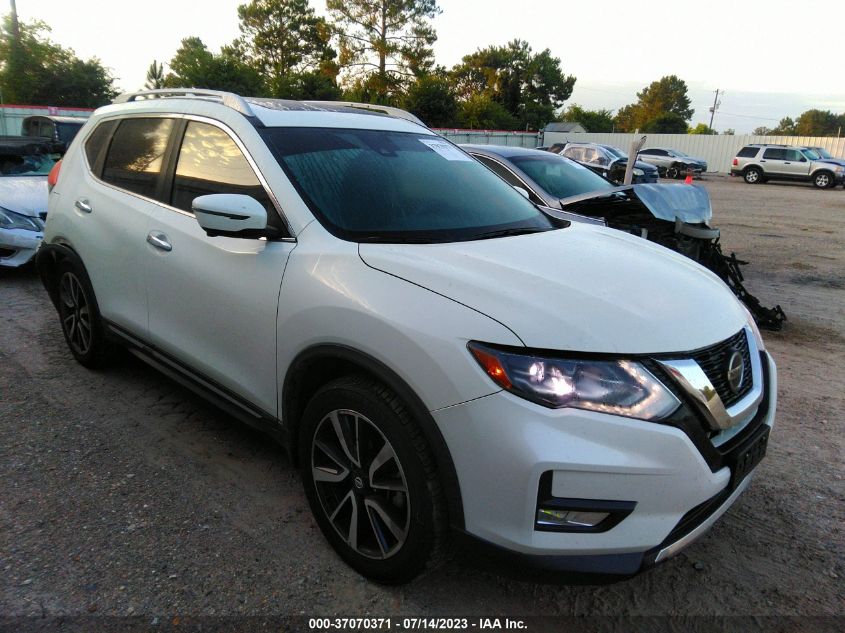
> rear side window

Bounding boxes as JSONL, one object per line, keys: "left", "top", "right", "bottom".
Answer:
{"left": 170, "top": 121, "right": 272, "bottom": 214}
{"left": 102, "top": 118, "right": 175, "bottom": 199}
{"left": 762, "top": 148, "right": 786, "bottom": 160}
{"left": 84, "top": 121, "right": 115, "bottom": 168}
{"left": 737, "top": 146, "right": 759, "bottom": 158}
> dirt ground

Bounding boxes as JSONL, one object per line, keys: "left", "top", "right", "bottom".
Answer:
{"left": 1, "top": 176, "right": 843, "bottom": 625}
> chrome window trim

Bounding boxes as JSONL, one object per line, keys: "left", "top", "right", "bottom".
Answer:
{"left": 81, "top": 112, "right": 296, "bottom": 241}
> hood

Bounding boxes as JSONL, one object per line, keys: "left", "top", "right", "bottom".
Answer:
{"left": 0, "top": 176, "right": 48, "bottom": 217}
{"left": 630, "top": 183, "right": 712, "bottom": 223}
{"left": 359, "top": 223, "right": 747, "bottom": 354}
{"left": 818, "top": 158, "right": 845, "bottom": 167}
{"left": 612, "top": 157, "right": 658, "bottom": 172}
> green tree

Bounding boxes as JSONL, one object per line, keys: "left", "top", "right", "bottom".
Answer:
{"left": 795, "top": 109, "right": 842, "bottom": 136}
{"left": 722, "top": 128, "right": 735, "bottom": 135}
{"left": 144, "top": 60, "right": 165, "bottom": 90}
{"left": 615, "top": 75, "right": 693, "bottom": 132}
{"left": 0, "top": 17, "right": 117, "bottom": 107}
{"left": 236, "top": 0, "right": 338, "bottom": 98}
{"left": 165, "top": 37, "right": 264, "bottom": 95}
{"left": 559, "top": 104, "right": 614, "bottom": 132}
{"left": 753, "top": 126, "right": 772, "bottom": 135}
{"left": 404, "top": 75, "right": 457, "bottom": 127}
{"left": 688, "top": 122, "right": 717, "bottom": 134}
{"left": 457, "top": 93, "right": 516, "bottom": 130}
{"left": 641, "top": 113, "right": 688, "bottom": 133}
{"left": 328, "top": 0, "right": 441, "bottom": 105}
{"left": 771, "top": 117, "right": 797, "bottom": 135}
{"left": 451, "top": 40, "right": 574, "bottom": 130}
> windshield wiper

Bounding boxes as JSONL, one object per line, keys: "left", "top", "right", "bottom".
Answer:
{"left": 472, "top": 227, "right": 548, "bottom": 240}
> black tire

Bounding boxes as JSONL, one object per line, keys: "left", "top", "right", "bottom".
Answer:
{"left": 813, "top": 171, "right": 834, "bottom": 189}
{"left": 55, "top": 258, "right": 111, "bottom": 368}
{"left": 298, "top": 374, "right": 447, "bottom": 584}
{"left": 665, "top": 165, "right": 680, "bottom": 179}
{"left": 744, "top": 166, "right": 763, "bottom": 184}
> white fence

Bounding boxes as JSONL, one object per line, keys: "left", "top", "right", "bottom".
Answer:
{"left": 0, "top": 105, "right": 93, "bottom": 135}
{"left": 541, "top": 132, "right": 845, "bottom": 173}
{"left": 435, "top": 129, "right": 541, "bottom": 149}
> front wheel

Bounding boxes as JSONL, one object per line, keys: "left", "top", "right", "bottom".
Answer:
{"left": 298, "top": 375, "right": 446, "bottom": 584}
{"left": 813, "top": 171, "right": 834, "bottom": 189}
{"left": 744, "top": 167, "right": 763, "bottom": 184}
{"left": 665, "top": 165, "right": 680, "bottom": 179}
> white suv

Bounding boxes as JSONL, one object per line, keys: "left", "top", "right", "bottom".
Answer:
{"left": 38, "top": 90, "right": 777, "bottom": 583}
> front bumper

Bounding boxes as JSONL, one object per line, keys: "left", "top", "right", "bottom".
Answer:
{"left": 0, "top": 227, "right": 43, "bottom": 267}
{"left": 434, "top": 351, "right": 776, "bottom": 575}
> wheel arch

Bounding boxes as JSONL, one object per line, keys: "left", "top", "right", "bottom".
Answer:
{"left": 282, "top": 343, "right": 465, "bottom": 530}
{"left": 36, "top": 241, "right": 86, "bottom": 312}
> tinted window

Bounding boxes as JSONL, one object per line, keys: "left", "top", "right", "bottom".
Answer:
{"left": 785, "top": 149, "right": 804, "bottom": 161}
{"left": 474, "top": 155, "right": 523, "bottom": 187}
{"left": 737, "top": 146, "right": 759, "bottom": 158}
{"left": 260, "top": 127, "right": 555, "bottom": 243}
{"left": 84, "top": 121, "right": 115, "bottom": 168}
{"left": 763, "top": 148, "right": 786, "bottom": 160}
{"left": 511, "top": 154, "right": 612, "bottom": 199}
{"left": 102, "top": 118, "right": 174, "bottom": 198}
{"left": 171, "top": 121, "right": 271, "bottom": 214}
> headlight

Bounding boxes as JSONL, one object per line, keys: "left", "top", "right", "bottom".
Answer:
{"left": 633, "top": 168, "right": 644, "bottom": 176}
{"left": 833, "top": 166, "right": 844, "bottom": 172}
{"left": 0, "top": 207, "right": 43, "bottom": 231}
{"left": 468, "top": 342, "right": 680, "bottom": 420}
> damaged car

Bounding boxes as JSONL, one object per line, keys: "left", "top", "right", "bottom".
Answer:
{"left": 0, "top": 136, "right": 54, "bottom": 268}
{"left": 463, "top": 144, "right": 785, "bottom": 330}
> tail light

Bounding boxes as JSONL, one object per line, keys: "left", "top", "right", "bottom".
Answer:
{"left": 732, "top": 158, "right": 738, "bottom": 166}
{"left": 47, "top": 159, "right": 62, "bottom": 192}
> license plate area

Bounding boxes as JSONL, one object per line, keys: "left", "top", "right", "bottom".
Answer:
{"left": 730, "top": 426, "right": 770, "bottom": 486}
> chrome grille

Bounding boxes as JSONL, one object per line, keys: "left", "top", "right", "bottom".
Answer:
{"left": 690, "top": 330, "right": 753, "bottom": 408}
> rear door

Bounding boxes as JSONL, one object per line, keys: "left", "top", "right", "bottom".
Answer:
{"left": 144, "top": 118, "right": 295, "bottom": 415}
{"left": 761, "top": 148, "right": 788, "bottom": 176}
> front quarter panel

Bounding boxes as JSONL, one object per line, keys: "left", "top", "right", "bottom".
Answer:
{"left": 276, "top": 222, "right": 523, "bottom": 414}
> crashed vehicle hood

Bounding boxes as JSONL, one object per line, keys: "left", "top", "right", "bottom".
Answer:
{"left": 359, "top": 223, "right": 748, "bottom": 354}
{"left": 560, "top": 183, "right": 712, "bottom": 224}
{"left": 0, "top": 176, "right": 48, "bottom": 217}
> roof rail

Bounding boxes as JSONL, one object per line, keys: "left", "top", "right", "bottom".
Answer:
{"left": 303, "top": 100, "right": 425, "bottom": 126}
{"left": 112, "top": 89, "right": 255, "bottom": 117}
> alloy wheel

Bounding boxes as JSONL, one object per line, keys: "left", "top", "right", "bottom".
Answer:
{"left": 311, "top": 409, "right": 411, "bottom": 560}
{"left": 815, "top": 173, "right": 830, "bottom": 188}
{"left": 59, "top": 272, "right": 92, "bottom": 356}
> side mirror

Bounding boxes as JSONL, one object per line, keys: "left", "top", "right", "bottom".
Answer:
{"left": 512, "top": 185, "right": 530, "bottom": 199}
{"left": 192, "top": 194, "right": 270, "bottom": 238}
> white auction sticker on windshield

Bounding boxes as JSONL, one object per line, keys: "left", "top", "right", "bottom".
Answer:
{"left": 419, "top": 138, "right": 473, "bottom": 161}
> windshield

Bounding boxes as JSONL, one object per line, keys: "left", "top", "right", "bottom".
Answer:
{"left": 260, "top": 128, "right": 556, "bottom": 242}
{"left": 802, "top": 149, "right": 821, "bottom": 160}
{"left": 0, "top": 153, "right": 56, "bottom": 176}
{"left": 510, "top": 154, "right": 612, "bottom": 199}
{"left": 604, "top": 146, "right": 627, "bottom": 159}
{"left": 671, "top": 149, "right": 689, "bottom": 157}
{"left": 813, "top": 148, "right": 832, "bottom": 159}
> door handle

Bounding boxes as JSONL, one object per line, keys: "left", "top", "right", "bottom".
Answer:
{"left": 146, "top": 231, "right": 172, "bottom": 252}
{"left": 784, "top": 162, "right": 791, "bottom": 165}
{"left": 74, "top": 198, "right": 92, "bottom": 213}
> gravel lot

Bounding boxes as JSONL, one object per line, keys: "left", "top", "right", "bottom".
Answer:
{"left": 1, "top": 176, "right": 843, "bottom": 626}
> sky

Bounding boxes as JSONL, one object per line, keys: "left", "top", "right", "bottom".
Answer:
{"left": 12, "top": 0, "right": 845, "bottom": 133}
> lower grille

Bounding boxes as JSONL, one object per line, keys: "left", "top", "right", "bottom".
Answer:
{"left": 690, "top": 329, "right": 753, "bottom": 407}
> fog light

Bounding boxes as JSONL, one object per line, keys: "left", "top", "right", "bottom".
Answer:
{"left": 537, "top": 508, "right": 610, "bottom": 529}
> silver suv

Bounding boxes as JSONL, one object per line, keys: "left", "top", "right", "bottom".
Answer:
{"left": 730, "top": 144, "right": 844, "bottom": 189}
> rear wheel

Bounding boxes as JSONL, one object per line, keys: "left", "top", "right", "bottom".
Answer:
{"left": 56, "top": 259, "right": 111, "bottom": 368}
{"left": 813, "top": 171, "right": 834, "bottom": 189}
{"left": 665, "top": 165, "right": 680, "bottom": 179}
{"left": 299, "top": 375, "right": 446, "bottom": 584}
{"left": 744, "top": 167, "right": 763, "bottom": 184}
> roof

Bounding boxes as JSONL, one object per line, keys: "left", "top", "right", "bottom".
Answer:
{"left": 460, "top": 144, "right": 553, "bottom": 159}
{"left": 543, "top": 122, "right": 586, "bottom": 133}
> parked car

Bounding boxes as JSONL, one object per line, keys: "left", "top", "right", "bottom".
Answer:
{"left": 0, "top": 136, "right": 54, "bottom": 267}
{"left": 637, "top": 147, "right": 707, "bottom": 179}
{"left": 554, "top": 142, "right": 660, "bottom": 184}
{"left": 38, "top": 89, "right": 776, "bottom": 584}
{"left": 806, "top": 147, "right": 845, "bottom": 186}
{"left": 22, "top": 115, "right": 87, "bottom": 154}
{"left": 730, "top": 144, "right": 843, "bottom": 188}
{"left": 463, "top": 144, "right": 785, "bottom": 329}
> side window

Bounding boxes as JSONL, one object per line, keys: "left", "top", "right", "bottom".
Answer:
{"left": 737, "top": 146, "right": 759, "bottom": 158}
{"left": 84, "top": 121, "right": 116, "bottom": 170}
{"left": 171, "top": 121, "right": 272, "bottom": 214}
{"left": 785, "top": 149, "right": 803, "bottom": 161}
{"left": 762, "top": 148, "right": 786, "bottom": 160}
{"left": 563, "top": 146, "right": 582, "bottom": 161}
{"left": 640, "top": 149, "right": 656, "bottom": 156}
{"left": 475, "top": 155, "right": 523, "bottom": 187}
{"left": 102, "top": 118, "right": 175, "bottom": 199}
